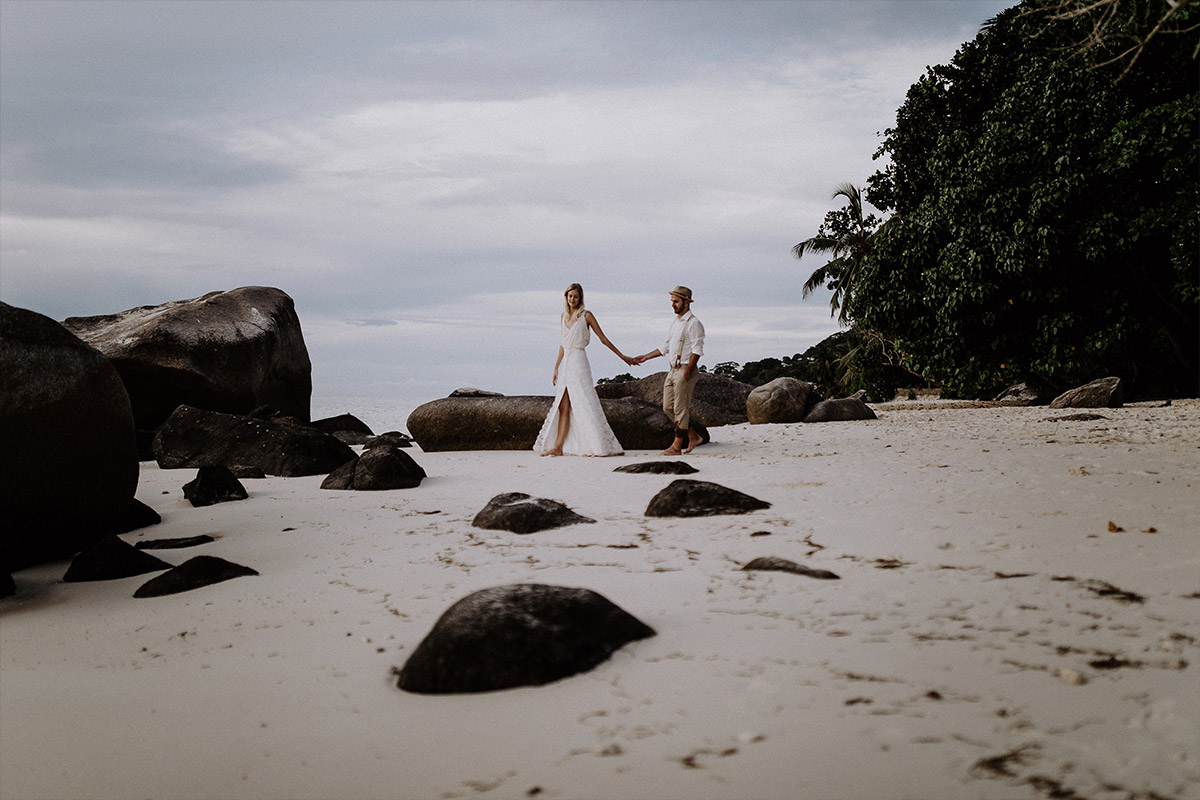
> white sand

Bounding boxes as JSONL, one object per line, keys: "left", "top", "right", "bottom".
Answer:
{"left": 2, "top": 400, "right": 1198, "bottom": 800}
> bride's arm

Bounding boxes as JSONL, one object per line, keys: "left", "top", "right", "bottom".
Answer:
{"left": 586, "top": 311, "right": 633, "bottom": 365}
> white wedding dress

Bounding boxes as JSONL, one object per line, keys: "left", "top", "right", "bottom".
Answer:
{"left": 532, "top": 313, "right": 624, "bottom": 456}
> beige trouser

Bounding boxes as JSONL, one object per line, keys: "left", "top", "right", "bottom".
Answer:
{"left": 662, "top": 365, "right": 700, "bottom": 438}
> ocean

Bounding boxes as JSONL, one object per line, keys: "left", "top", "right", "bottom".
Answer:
{"left": 310, "top": 395, "right": 434, "bottom": 435}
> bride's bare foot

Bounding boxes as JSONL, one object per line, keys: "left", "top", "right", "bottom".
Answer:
{"left": 541, "top": 448, "right": 563, "bottom": 457}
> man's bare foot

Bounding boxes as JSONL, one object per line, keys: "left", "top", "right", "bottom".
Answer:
{"left": 683, "top": 432, "right": 702, "bottom": 454}
{"left": 661, "top": 447, "right": 683, "bottom": 455}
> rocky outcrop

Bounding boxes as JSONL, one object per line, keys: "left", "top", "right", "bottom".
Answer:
{"left": 407, "top": 395, "right": 701, "bottom": 452}
{"left": 802, "top": 397, "right": 878, "bottom": 423}
{"left": 1, "top": 302, "right": 140, "bottom": 570}
{"left": 1049, "top": 377, "right": 1125, "bottom": 409}
{"left": 61, "top": 286, "right": 313, "bottom": 432}
{"left": 395, "top": 583, "right": 656, "bottom": 694}
{"left": 645, "top": 479, "right": 771, "bottom": 517}
{"left": 153, "top": 405, "right": 354, "bottom": 477}
{"left": 595, "top": 372, "right": 753, "bottom": 426}
{"left": 746, "top": 377, "right": 820, "bottom": 424}
{"left": 471, "top": 493, "right": 595, "bottom": 534}
{"left": 320, "top": 446, "right": 426, "bottom": 491}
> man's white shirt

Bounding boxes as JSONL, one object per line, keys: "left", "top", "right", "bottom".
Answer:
{"left": 662, "top": 310, "right": 705, "bottom": 368}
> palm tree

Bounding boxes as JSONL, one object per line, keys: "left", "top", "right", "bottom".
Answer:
{"left": 792, "top": 183, "right": 881, "bottom": 324}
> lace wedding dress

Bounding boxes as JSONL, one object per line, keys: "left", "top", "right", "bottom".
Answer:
{"left": 532, "top": 313, "right": 624, "bottom": 456}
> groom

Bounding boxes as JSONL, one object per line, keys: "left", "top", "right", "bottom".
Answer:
{"left": 633, "top": 286, "right": 706, "bottom": 455}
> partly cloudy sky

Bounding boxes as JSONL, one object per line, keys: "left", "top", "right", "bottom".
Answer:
{"left": 1, "top": 0, "right": 1013, "bottom": 400}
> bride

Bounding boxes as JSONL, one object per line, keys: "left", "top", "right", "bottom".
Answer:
{"left": 533, "top": 283, "right": 632, "bottom": 457}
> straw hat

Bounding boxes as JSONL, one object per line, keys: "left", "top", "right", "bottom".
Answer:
{"left": 669, "top": 286, "right": 693, "bottom": 302}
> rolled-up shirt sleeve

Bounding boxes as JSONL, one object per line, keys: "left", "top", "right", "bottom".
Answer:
{"left": 685, "top": 318, "right": 704, "bottom": 359}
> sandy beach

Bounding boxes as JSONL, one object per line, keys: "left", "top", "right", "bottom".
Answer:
{"left": 2, "top": 399, "right": 1197, "bottom": 800}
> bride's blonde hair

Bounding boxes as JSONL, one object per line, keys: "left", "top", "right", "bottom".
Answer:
{"left": 563, "top": 283, "right": 585, "bottom": 322}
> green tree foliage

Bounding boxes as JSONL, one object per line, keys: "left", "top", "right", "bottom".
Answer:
{"left": 792, "top": 184, "right": 883, "bottom": 324}
{"left": 720, "top": 330, "right": 912, "bottom": 401}
{"left": 596, "top": 373, "right": 635, "bottom": 385}
{"left": 856, "top": 0, "right": 1198, "bottom": 398}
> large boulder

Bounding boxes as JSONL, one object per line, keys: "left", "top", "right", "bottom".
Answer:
{"left": 61, "top": 286, "right": 313, "bottom": 432}
{"left": 320, "top": 446, "right": 426, "bottom": 491}
{"left": 153, "top": 405, "right": 354, "bottom": 477}
{"left": 993, "top": 381, "right": 1052, "bottom": 405}
{"left": 1, "top": 302, "right": 140, "bottom": 570}
{"left": 1049, "top": 377, "right": 1125, "bottom": 409}
{"left": 595, "top": 372, "right": 753, "bottom": 426}
{"left": 396, "top": 583, "right": 656, "bottom": 694}
{"left": 746, "top": 377, "right": 820, "bottom": 424}
{"left": 802, "top": 397, "right": 878, "bottom": 423}
{"left": 407, "top": 395, "right": 701, "bottom": 452}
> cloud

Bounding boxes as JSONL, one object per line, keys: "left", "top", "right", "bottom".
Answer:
{"left": 0, "top": 0, "right": 1014, "bottom": 398}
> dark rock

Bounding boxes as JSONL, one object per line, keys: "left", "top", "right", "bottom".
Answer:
{"left": 802, "top": 397, "right": 878, "bottom": 423}
{"left": 63, "top": 535, "right": 171, "bottom": 582}
{"left": 332, "top": 430, "right": 373, "bottom": 445}
{"left": 103, "top": 498, "right": 162, "bottom": 536}
{"left": 320, "top": 459, "right": 358, "bottom": 490}
{"left": 153, "top": 404, "right": 355, "bottom": 477}
{"left": 603, "top": 397, "right": 708, "bottom": 450}
{"left": 312, "top": 414, "right": 375, "bottom": 445}
{"left": 310, "top": 413, "right": 373, "bottom": 437}
{"left": 407, "top": 396, "right": 699, "bottom": 452}
{"left": 472, "top": 493, "right": 595, "bottom": 534}
{"left": 61, "top": 286, "right": 313, "bottom": 431}
{"left": 1049, "top": 377, "right": 1125, "bottom": 409}
{"left": 1, "top": 302, "right": 140, "bottom": 571}
{"left": 1, "top": 572, "right": 13, "bottom": 598}
{"left": 595, "top": 372, "right": 753, "bottom": 427}
{"left": 395, "top": 583, "right": 655, "bottom": 694}
{"left": 613, "top": 461, "right": 699, "bottom": 475}
{"left": 228, "top": 465, "right": 266, "bottom": 479}
{"left": 449, "top": 387, "right": 504, "bottom": 397}
{"left": 408, "top": 396, "right": 551, "bottom": 451}
{"left": 182, "top": 466, "right": 249, "bottom": 507}
{"left": 364, "top": 431, "right": 414, "bottom": 449}
{"left": 247, "top": 405, "right": 307, "bottom": 426}
{"left": 320, "top": 446, "right": 425, "bottom": 491}
{"left": 133, "top": 555, "right": 258, "bottom": 598}
{"left": 742, "top": 556, "right": 840, "bottom": 580}
{"left": 134, "top": 535, "right": 216, "bottom": 550}
{"left": 994, "top": 381, "right": 1051, "bottom": 405}
{"left": 645, "top": 479, "right": 771, "bottom": 517}
{"left": 1043, "top": 413, "right": 1108, "bottom": 422}
{"left": 746, "top": 377, "right": 819, "bottom": 424}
